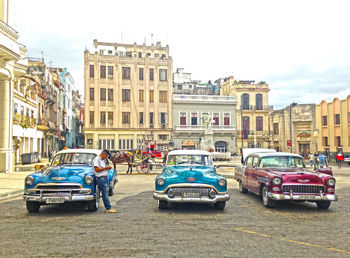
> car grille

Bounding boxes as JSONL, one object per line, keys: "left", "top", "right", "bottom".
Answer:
{"left": 282, "top": 185, "right": 325, "bottom": 194}
{"left": 31, "top": 183, "right": 88, "bottom": 194}
{"left": 169, "top": 187, "right": 211, "bottom": 197}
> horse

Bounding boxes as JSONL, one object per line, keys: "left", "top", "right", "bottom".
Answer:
{"left": 108, "top": 151, "right": 132, "bottom": 172}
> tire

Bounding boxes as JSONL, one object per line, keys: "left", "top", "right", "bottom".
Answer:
{"left": 214, "top": 201, "right": 226, "bottom": 210}
{"left": 239, "top": 180, "right": 248, "bottom": 194}
{"left": 108, "top": 180, "right": 115, "bottom": 196}
{"left": 88, "top": 188, "right": 100, "bottom": 211}
{"left": 261, "top": 185, "right": 276, "bottom": 208}
{"left": 316, "top": 201, "right": 331, "bottom": 209}
{"left": 158, "top": 200, "right": 168, "bottom": 209}
{"left": 26, "top": 201, "right": 40, "bottom": 213}
{"left": 137, "top": 163, "right": 151, "bottom": 174}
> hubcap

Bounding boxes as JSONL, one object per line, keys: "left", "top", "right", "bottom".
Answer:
{"left": 262, "top": 188, "right": 268, "bottom": 205}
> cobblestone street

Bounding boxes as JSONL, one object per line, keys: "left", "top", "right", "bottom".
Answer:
{"left": 1, "top": 167, "right": 350, "bottom": 257}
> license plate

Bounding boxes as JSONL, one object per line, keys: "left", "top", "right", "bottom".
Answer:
{"left": 183, "top": 192, "right": 200, "bottom": 198}
{"left": 46, "top": 197, "right": 65, "bottom": 204}
{"left": 299, "top": 195, "right": 316, "bottom": 200}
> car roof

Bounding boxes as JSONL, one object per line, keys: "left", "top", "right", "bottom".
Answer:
{"left": 248, "top": 152, "right": 303, "bottom": 158}
{"left": 168, "top": 150, "right": 211, "bottom": 156}
{"left": 54, "top": 149, "right": 102, "bottom": 156}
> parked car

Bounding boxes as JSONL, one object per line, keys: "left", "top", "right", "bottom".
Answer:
{"left": 235, "top": 150, "right": 337, "bottom": 209}
{"left": 23, "top": 149, "right": 118, "bottom": 213}
{"left": 153, "top": 150, "right": 230, "bottom": 210}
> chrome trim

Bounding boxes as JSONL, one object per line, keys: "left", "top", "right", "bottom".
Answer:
{"left": 282, "top": 184, "right": 325, "bottom": 194}
{"left": 35, "top": 183, "right": 83, "bottom": 189}
{"left": 26, "top": 188, "right": 91, "bottom": 194}
{"left": 153, "top": 192, "right": 230, "bottom": 203}
{"left": 155, "top": 183, "right": 227, "bottom": 194}
{"left": 267, "top": 192, "right": 338, "bottom": 201}
{"left": 23, "top": 194, "right": 95, "bottom": 202}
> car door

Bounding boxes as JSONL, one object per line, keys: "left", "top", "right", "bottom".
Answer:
{"left": 245, "top": 156, "right": 254, "bottom": 191}
{"left": 247, "top": 156, "right": 260, "bottom": 194}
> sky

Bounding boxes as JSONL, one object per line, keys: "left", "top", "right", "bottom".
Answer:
{"left": 11, "top": 0, "right": 350, "bottom": 109}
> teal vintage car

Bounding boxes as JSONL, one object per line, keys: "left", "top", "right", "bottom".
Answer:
{"left": 23, "top": 149, "right": 117, "bottom": 213}
{"left": 153, "top": 150, "right": 230, "bottom": 210}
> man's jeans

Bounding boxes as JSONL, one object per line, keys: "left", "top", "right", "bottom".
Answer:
{"left": 96, "top": 176, "right": 111, "bottom": 210}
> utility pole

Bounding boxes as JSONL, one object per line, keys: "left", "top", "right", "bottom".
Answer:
{"left": 241, "top": 104, "right": 243, "bottom": 152}
{"left": 289, "top": 103, "right": 297, "bottom": 153}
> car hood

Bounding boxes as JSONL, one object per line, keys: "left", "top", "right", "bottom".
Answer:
{"left": 38, "top": 166, "right": 93, "bottom": 183}
{"left": 264, "top": 168, "right": 332, "bottom": 184}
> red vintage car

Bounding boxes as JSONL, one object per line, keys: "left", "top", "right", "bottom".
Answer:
{"left": 234, "top": 151, "right": 338, "bottom": 209}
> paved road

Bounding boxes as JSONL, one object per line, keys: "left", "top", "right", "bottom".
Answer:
{"left": 1, "top": 168, "right": 350, "bottom": 257}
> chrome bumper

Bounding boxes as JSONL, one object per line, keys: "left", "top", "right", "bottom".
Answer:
{"left": 153, "top": 192, "right": 230, "bottom": 203}
{"left": 267, "top": 192, "right": 338, "bottom": 201}
{"left": 23, "top": 194, "right": 95, "bottom": 203}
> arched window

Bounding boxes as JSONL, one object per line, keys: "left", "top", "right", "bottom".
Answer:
{"left": 256, "top": 94, "right": 263, "bottom": 110}
{"left": 215, "top": 141, "right": 228, "bottom": 152}
{"left": 256, "top": 116, "right": 263, "bottom": 131}
{"left": 241, "top": 94, "right": 249, "bottom": 110}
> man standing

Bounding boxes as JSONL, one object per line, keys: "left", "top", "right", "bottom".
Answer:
{"left": 93, "top": 150, "right": 117, "bottom": 213}
{"left": 336, "top": 151, "right": 344, "bottom": 169}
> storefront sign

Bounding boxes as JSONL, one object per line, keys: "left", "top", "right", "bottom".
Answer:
{"left": 182, "top": 140, "right": 195, "bottom": 146}
{"left": 297, "top": 132, "right": 311, "bottom": 138}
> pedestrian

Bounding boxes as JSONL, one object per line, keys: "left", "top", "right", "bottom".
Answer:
{"left": 162, "top": 149, "right": 168, "bottom": 164}
{"left": 126, "top": 150, "right": 135, "bottom": 174}
{"left": 313, "top": 152, "right": 319, "bottom": 168}
{"left": 308, "top": 153, "right": 314, "bottom": 167}
{"left": 92, "top": 149, "right": 117, "bottom": 213}
{"left": 48, "top": 149, "right": 53, "bottom": 162}
{"left": 319, "top": 153, "right": 326, "bottom": 168}
{"left": 336, "top": 151, "right": 344, "bottom": 169}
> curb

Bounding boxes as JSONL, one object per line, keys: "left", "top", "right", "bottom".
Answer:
{"left": 0, "top": 190, "right": 23, "bottom": 202}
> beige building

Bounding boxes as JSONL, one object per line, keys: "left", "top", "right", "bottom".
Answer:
{"left": 0, "top": 0, "right": 28, "bottom": 172}
{"left": 316, "top": 96, "right": 350, "bottom": 161}
{"left": 84, "top": 40, "right": 173, "bottom": 151}
{"left": 220, "top": 76, "right": 271, "bottom": 151}
{"left": 269, "top": 104, "right": 318, "bottom": 157}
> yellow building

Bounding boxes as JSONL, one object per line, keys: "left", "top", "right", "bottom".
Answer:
{"left": 220, "top": 76, "right": 271, "bottom": 151}
{"left": 0, "top": 0, "right": 28, "bottom": 172}
{"left": 316, "top": 96, "right": 350, "bottom": 161}
{"left": 84, "top": 40, "right": 173, "bottom": 151}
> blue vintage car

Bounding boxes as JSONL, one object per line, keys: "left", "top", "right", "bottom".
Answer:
{"left": 153, "top": 150, "right": 230, "bottom": 210}
{"left": 23, "top": 149, "right": 118, "bottom": 213}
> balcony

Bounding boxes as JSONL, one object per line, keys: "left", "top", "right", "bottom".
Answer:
{"left": 175, "top": 125, "right": 236, "bottom": 133}
{"left": 240, "top": 105, "right": 273, "bottom": 111}
{"left": 0, "top": 20, "right": 20, "bottom": 62}
{"left": 37, "top": 116, "right": 49, "bottom": 131}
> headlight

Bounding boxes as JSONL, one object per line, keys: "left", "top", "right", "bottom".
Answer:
{"left": 272, "top": 177, "right": 282, "bottom": 185}
{"left": 25, "top": 176, "right": 34, "bottom": 186}
{"left": 84, "top": 175, "right": 94, "bottom": 185}
{"left": 167, "top": 188, "right": 175, "bottom": 197}
{"left": 218, "top": 178, "right": 226, "bottom": 187}
{"left": 327, "top": 178, "right": 336, "bottom": 186}
{"left": 209, "top": 189, "right": 216, "bottom": 198}
{"left": 157, "top": 178, "right": 165, "bottom": 186}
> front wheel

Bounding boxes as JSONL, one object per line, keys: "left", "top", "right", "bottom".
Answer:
{"left": 137, "top": 163, "right": 151, "bottom": 174}
{"left": 26, "top": 201, "right": 40, "bottom": 213}
{"left": 214, "top": 201, "right": 226, "bottom": 210}
{"left": 109, "top": 180, "right": 116, "bottom": 196}
{"left": 316, "top": 201, "right": 331, "bottom": 209}
{"left": 88, "top": 189, "right": 100, "bottom": 211}
{"left": 261, "top": 185, "right": 276, "bottom": 208}
{"left": 158, "top": 200, "right": 168, "bottom": 209}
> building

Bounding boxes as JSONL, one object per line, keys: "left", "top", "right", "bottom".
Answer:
{"left": 316, "top": 97, "right": 350, "bottom": 162}
{"left": 0, "top": 0, "right": 28, "bottom": 172}
{"left": 72, "top": 90, "right": 84, "bottom": 147}
{"left": 269, "top": 104, "right": 317, "bottom": 157}
{"left": 220, "top": 76, "right": 272, "bottom": 152}
{"left": 172, "top": 94, "right": 237, "bottom": 152}
{"left": 84, "top": 40, "right": 173, "bottom": 151}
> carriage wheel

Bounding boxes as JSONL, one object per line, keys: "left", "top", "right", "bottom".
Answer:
{"left": 136, "top": 163, "right": 151, "bottom": 174}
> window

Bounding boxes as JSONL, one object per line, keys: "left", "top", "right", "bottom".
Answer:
{"left": 243, "top": 116, "right": 250, "bottom": 139}
{"left": 160, "top": 112, "right": 166, "bottom": 125}
{"left": 150, "top": 90, "right": 154, "bottom": 103}
{"left": 177, "top": 84, "right": 182, "bottom": 90}
{"left": 323, "top": 137, "right": 329, "bottom": 146}
{"left": 224, "top": 113, "right": 230, "bottom": 126}
{"left": 98, "top": 139, "right": 115, "bottom": 150}
{"left": 241, "top": 94, "right": 250, "bottom": 110}
{"left": 108, "top": 50, "right": 112, "bottom": 55}
{"left": 122, "top": 112, "right": 130, "bottom": 124}
{"left": 159, "top": 69, "right": 167, "bottom": 81}
{"left": 336, "top": 136, "right": 341, "bottom": 146}
{"left": 119, "top": 139, "right": 133, "bottom": 150}
{"left": 108, "top": 89, "right": 113, "bottom": 101}
{"left": 89, "top": 65, "right": 94, "bottom": 78}
{"left": 159, "top": 91, "right": 167, "bottom": 103}
{"left": 108, "top": 112, "right": 113, "bottom": 125}
{"left": 159, "top": 135, "right": 168, "bottom": 140}
{"left": 273, "top": 123, "right": 279, "bottom": 134}
{"left": 100, "top": 111, "right": 106, "bottom": 125}
{"left": 139, "top": 90, "right": 144, "bottom": 102}
{"left": 138, "top": 52, "right": 142, "bottom": 58}
{"left": 180, "top": 112, "right": 186, "bottom": 126}
{"left": 191, "top": 113, "right": 198, "bottom": 125}
{"left": 20, "top": 79, "right": 25, "bottom": 93}
{"left": 150, "top": 112, "right": 154, "bottom": 125}
{"left": 256, "top": 94, "right": 263, "bottom": 110}
{"left": 100, "top": 65, "right": 106, "bottom": 79}
{"left": 100, "top": 88, "right": 106, "bottom": 101}
{"left": 139, "top": 68, "right": 144, "bottom": 80}
{"left": 122, "top": 67, "right": 130, "bottom": 79}
{"left": 149, "top": 68, "right": 154, "bottom": 81}
{"left": 213, "top": 113, "right": 219, "bottom": 126}
{"left": 139, "top": 112, "right": 144, "bottom": 124}
{"left": 256, "top": 116, "right": 263, "bottom": 131}
{"left": 89, "top": 88, "right": 94, "bottom": 101}
{"left": 122, "top": 89, "right": 131, "bottom": 102}
{"left": 108, "top": 66, "right": 113, "bottom": 79}
{"left": 99, "top": 50, "right": 104, "bottom": 55}
{"left": 335, "top": 114, "right": 340, "bottom": 124}
{"left": 322, "top": 116, "right": 327, "bottom": 126}
{"left": 215, "top": 141, "right": 228, "bottom": 152}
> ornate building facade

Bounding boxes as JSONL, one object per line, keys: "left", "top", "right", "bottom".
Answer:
{"left": 84, "top": 40, "right": 173, "bottom": 151}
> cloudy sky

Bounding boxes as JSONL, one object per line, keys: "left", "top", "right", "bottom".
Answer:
{"left": 11, "top": 0, "right": 350, "bottom": 109}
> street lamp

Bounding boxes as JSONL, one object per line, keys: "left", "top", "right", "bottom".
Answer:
{"left": 289, "top": 102, "right": 297, "bottom": 153}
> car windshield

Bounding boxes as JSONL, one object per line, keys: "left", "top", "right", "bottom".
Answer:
{"left": 259, "top": 156, "right": 305, "bottom": 168}
{"left": 51, "top": 153, "right": 97, "bottom": 166}
{"left": 166, "top": 154, "right": 213, "bottom": 166}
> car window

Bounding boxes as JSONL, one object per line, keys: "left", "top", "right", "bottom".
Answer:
{"left": 246, "top": 157, "right": 253, "bottom": 167}
{"left": 52, "top": 153, "right": 97, "bottom": 166}
{"left": 166, "top": 154, "right": 213, "bottom": 166}
{"left": 252, "top": 157, "right": 259, "bottom": 167}
{"left": 259, "top": 156, "right": 305, "bottom": 168}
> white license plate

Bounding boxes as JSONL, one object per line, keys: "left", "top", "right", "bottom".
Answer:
{"left": 46, "top": 197, "right": 65, "bottom": 204}
{"left": 299, "top": 195, "right": 316, "bottom": 200}
{"left": 183, "top": 192, "right": 200, "bottom": 198}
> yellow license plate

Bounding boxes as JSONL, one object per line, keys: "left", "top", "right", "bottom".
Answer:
{"left": 46, "top": 197, "right": 65, "bottom": 204}
{"left": 183, "top": 192, "right": 200, "bottom": 198}
{"left": 299, "top": 195, "right": 316, "bottom": 200}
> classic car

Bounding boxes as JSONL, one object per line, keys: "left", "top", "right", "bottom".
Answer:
{"left": 234, "top": 150, "right": 338, "bottom": 209}
{"left": 153, "top": 150, "right": 230, "bottom": 210}
{"left": 23, "top": 149, "right": 118, "bottom": 213}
